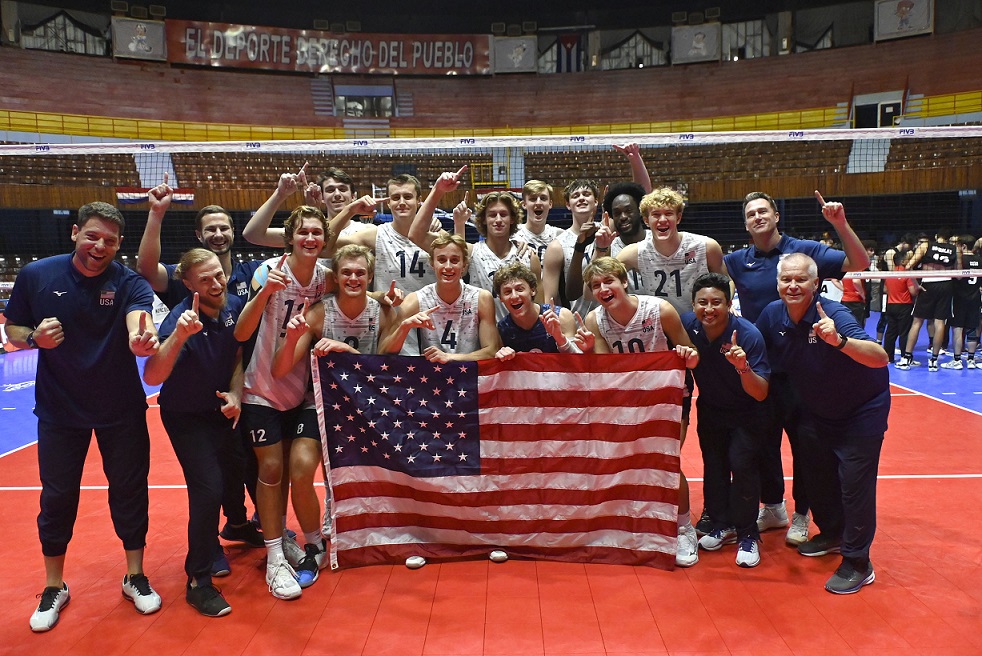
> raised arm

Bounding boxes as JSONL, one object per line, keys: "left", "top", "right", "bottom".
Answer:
{"left": 542, "top": 240, "right": 566, "bottom": 309}
{"left": 241, "top": 165, "right": 306, "bottom": 247}
{"left": 614, "top": 143, "right": 652, "bottom": 193}
{"left": 136, "top": 174, "right": 174, "bottom": 292}
{"left": 409, "top": 167, "right": 466, "bottom": 249}
{"left": 815, "top": 190, "right": 870, "bottom": 273}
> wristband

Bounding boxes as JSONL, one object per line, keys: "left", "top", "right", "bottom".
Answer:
{"left": 573, "top": 242, "right": 586, "bottom": 253}
{"left": 835, "top": 334, "right": 849, "bottom": 350}
{"left": 736, "top": 364, "right": 751, "bottom": 375}
{"left": 557, "top": 340, "right": 581, "bottom": 353}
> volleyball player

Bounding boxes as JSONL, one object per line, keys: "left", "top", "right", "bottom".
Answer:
{"left": 438, "top": 190, "right": 541, "bottom": 321}
{"left": 516, "top": 179, "right": 564, "bottom": 264}
{"left": 897, "top": 228, "right": 956, "bottom": 371}
{"left": 269, "top": 245, "right": 402, "bottom": 587}
{"left": 566, "top": 181, "right": 649, "bottom": 301}
{"left": 941, "top": 235, "right": 981, "bottom": 369}
{"left": 580, "top": 257, "right": 701, "bottom": 567}
{"left": 613, "top": 187, "right": 724, "bottom": 542}
{"left": 492, "top": 261, "right": 584, "bottom": 358}
{"left": 233, "top": 198, "right": 332, "bottom": 600}
{"left": 542, "top": 179, "right": 602, "bottom": 315}
{"left": 380, "top": 233, "right": 499, "bottom": 362}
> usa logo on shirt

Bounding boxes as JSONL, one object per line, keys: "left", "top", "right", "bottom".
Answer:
{"left": 99, "top": 290, "right": 115, "bottom": 307}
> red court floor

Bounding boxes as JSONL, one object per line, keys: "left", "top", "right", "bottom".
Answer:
{"left": 1, "top": 381, "right": 981, "bottom": 655}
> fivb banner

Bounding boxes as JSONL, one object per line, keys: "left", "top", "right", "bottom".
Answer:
{"left": 167, "top": 20, "right": 492, "bottom": 75}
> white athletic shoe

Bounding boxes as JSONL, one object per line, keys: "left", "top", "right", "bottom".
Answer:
{"left": 786, "top": 512, "right": 811, "bottom": 546}
{"left": 941, "top": 360, "right": 963, "bottom": 370}
{"left": 675, "top": 525, "right": 699, "bottom": 567}
{"left": 266, "top": 556, "right": 302, "bottom": 600}
{"left": 735, "top": 537, "right": 761, "bottom": 568}
{"left": 282, "top": 533, "right": 305, "bottom": 569}
{"left": 757, "top": 501, "right": 789, "bottom": 532}
{"left": 121, "top": 574, "right": 162, "bottom": 614}
{"left": 30, "top": 583, "right": 70, "bottom": 632}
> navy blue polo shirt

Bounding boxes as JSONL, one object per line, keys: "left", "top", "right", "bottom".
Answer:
{"left": 682, "top": 311, "right": 770, "bottom": 412}
{"left": 3, "top": 254, "right": 154, "bottom": 427}
{"left": 755, "top": 296, "right": 890, "bottom": 437}
{"left": 724, "top": 235, "right": 846, "bottom": 322}
{"left": 159, "top": 260, "right": 261, "bottom": 310}
{"left": 157, "top": 294, "right": 245, "bottom": 414}
{"left": 497, "top": 304, "right": 561, "bottom": 353}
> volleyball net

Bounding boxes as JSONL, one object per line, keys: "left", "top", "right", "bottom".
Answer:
{"left": 1, "top": 126, "right": 981, "bottom": 273}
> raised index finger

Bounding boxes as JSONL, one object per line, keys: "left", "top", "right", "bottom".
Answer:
{"left": 814, "top": 190, "right": 826, "bottom": 206}
{"left": 139, "top": 312, "right": 148, "bottom": 334}
{"left": 191, "top": 291, "right": 199, "bottom": 315}
{"left": 731, "top": 329, "right": 738, "bottom": 346}
{"left": 421, "top": 305, "right": 440, "bottom": 316}
{"left": 574, "top": 311, "right": 586, "bottom": 330}
{"left": 162, "top": 171, "right": 169, "bottom": 186}
{"left": 816, "top": 301, "right": 827, "bottom": 319}
{"left": 453, "top": 165, "right": 468, "bottom": 179}
{"left": 275, "top": 253, "right": 288, "bottom": 270}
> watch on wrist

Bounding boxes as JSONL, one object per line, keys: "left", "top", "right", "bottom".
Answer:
{"left": 835, "top": 334, "right": 849, "bottom": 350}
{"left": 26, "top": 330, "right": 38, "bottom": 349}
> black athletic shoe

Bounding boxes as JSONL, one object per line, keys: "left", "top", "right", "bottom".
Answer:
{"left": 825, "top": 558, "right": 875, "bottom": 594}
{"left": 220, "top": 521, "right": 264, "bottom": 548}
{"left": 797, "top": 533, "right": 842, "bottom": 557}
{"left": 695, "top": 509, "right": 713, "bottom": 536}
{"left": 186, "top": 582, "right": 232, "bottom": 617}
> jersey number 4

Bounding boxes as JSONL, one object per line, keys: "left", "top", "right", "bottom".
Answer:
{"left": 441, "top": 320, "right": 457, "bottom": 351}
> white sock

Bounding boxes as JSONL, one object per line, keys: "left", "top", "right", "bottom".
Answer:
{"left": 265, "top": 536, "right": 284, "bottom": 564}
{"left": 303, "top": 531, "right": 322, "bottom": 548}
{"left": 678, "top": 511, "right": 691, "bottom": 529}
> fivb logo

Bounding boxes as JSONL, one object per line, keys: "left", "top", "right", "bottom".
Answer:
{"left": 678, "top": 133, "right": 695, "bottom": 141}
{"left": 898, "top": 128, "right": 916, "bottom": 137}
{"left": 459, "top": 138, "right": 476, "bottom": 145}
{"left": 245, "top": 142, "right": 262, "bottom": 149}
{"left": 569, "top": 136, "right": 586, "bottom": 143}
{"left": 788, "top": 131, "right": 804, "bottom": 139}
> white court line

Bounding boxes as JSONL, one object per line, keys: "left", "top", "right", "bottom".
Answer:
{"left": 4, "top": 474, "right": 982, "bottom": 492}
{"left": 890, "top": 381, "right": 982, "bottom": 418}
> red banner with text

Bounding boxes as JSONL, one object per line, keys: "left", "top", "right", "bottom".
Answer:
{"left": 167, "top": 20, "right": 492, "bottom": 75}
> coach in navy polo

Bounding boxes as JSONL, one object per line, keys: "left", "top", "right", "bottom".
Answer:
{"left": 144, "top": 248, "right": 248, "bottom": 618}
{"left": 723, "top": 190, "right": 869, "bottom": 548}
{"left": 682, "top": 273, "right": 770, "bottom": 568}
{"left": 4, "top": 201, "right": 163, "bottom": 631}
{"left": 756, "top": 253, "right": 890, "bottom": 595}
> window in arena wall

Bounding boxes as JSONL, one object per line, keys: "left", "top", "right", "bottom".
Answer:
{"left": 601, "top": 33, "right": 667, "bottom": 70}
{"left": 21, "top": 13, "right": 107, "bottom": 55}
{"left": 722, "top": 20, "right": 770, "bottom": 61}
{"left": 537, "top": 45, "right": 557, "bottom": 74}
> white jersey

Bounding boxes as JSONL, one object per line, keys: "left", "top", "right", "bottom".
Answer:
{"left": 595, "top": 295, "right": 669, "bottom": 354}
{"left": 322, "top": 295, "right": 382, "bottom": 355}
{"left": 243, "top": 258, "right": 329, "bottom": 411}
{"left": 557, "top": 229, "right": 597, "bottom": 317}
{"left": 374, "top": 222, "right": 435, "bottom": 355}
{"left": 612, "top": 231, "right": 648, "bottom": 293}
{"left": 414, "top": 282, "right": 483, "bottom": 356}
{"left": 636, "top": 231, "right": 710, "bottom": 316}
{"left": 468, "top": 240, "right": 533, "bottom": 321}
{"left": 516, "top": 223, "right": 564, "bottom": 263}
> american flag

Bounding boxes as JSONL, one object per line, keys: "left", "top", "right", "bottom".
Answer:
{"left": 313, "top": 352, "right": 685, "bottom": 571}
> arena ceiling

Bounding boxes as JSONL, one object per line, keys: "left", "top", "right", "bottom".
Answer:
{"left": 32, "top": 0, "right": 842, "bottom": 34}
